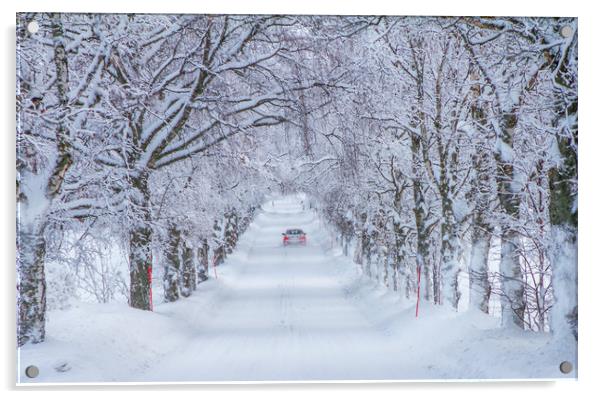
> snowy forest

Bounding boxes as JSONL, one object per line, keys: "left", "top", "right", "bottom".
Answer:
{"left": 16, "top": 13, "right": 577, "bottom": 381}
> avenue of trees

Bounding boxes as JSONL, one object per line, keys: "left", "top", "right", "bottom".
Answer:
{"left": 17, "top": 14, "right": 577, "bottom": 346}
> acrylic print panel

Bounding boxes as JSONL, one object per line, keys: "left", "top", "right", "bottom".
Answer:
{"left": 16, "top": 13, "right": 578, "bottom": 383}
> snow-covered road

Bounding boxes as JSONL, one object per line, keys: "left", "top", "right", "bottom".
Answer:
{"left": 140, "top": 196, "right": 406, "bottom": 381}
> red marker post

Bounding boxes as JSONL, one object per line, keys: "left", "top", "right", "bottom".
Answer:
{"left": 415, "top": 266, "right": 421, "bottom": 318}
{"left": 147, "top": 265, "right": 153, "bottom": 311}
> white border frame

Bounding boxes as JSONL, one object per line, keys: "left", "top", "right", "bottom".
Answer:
{"left": 4, "top": 1, "right": 599, "bottom": 397}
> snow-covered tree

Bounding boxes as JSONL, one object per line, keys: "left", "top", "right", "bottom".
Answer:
{"left": 17, "top": 14, "right": 578, "bottom": 347}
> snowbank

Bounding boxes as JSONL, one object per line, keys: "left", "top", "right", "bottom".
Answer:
{"left": 18, "top": 196, "right": 577, "bottom": 383}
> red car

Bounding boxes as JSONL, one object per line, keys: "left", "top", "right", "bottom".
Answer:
{"left": 282, "top": 229, "right": 307, "bottom": 246}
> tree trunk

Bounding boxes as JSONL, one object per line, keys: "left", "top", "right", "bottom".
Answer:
{"left": 468, "top": 139, "right": 494, "bottom": 313}
{"left": 375, "top": 244, "right": 383, "bottom": 284}
{"left": 212, "top": 218, "right": 226, "bottom": 266}
{"left": 163, "top": 224, "right": 181, "bottom": 302}
{"left": 224, "top": 210, "right": 238, "bottom": 255}
{"left": 17, "top": 13, "right": 72, "bottom": 345}
{"left": 17, "top": 224, "right": 47, "bottom": 346}
{"left": 499, "top": 227, "right": 525, "bottom": 328}
{"left": 382, "top": 251, "right": 390, "bottom": 288}
{"left": 495, "top": 114, "right": 526, "bottom": 329}
{"left": 358, "top": 216, "right": 372, "bottom": 277}
{"left": 181, "top": 240, "right": 196, "bottom": 297}
{"left": 392, "top": 257, "right": 399, "bottom": 292}
{"left": 440, "top": 210, "right": 460, "bottom": 309}
{"left": 549, "top": 226, "right": 577, "bottom": 340}
{"left": 197, "top": 239, "right": 209, "bottom": 283}
{"left": 353, "top": 237, "right": 363, "bottom": 266}
{"left": 548, "top": 93, "right": 577, "bottom": 340}
{"left": 423, "top": 259, "right": 433, "bottom": 302}
{"left": 432, "top": 45, "right": 460, "bottom": 309}
{"left": 391, "top": 195, "right": 406, "bottom": 294}
{"left": 408, "top": 44, "right": 433, "bottom": 308}
{"left": 129, "top": 173, "right": 153, "bottom": 310}
{"left": 469, "top": 225, "right": 492, "bottom": 313}
{"left": 363, "top": 231, "right": 372, "bottom": 278}
{"left": 412, "top": 133, "right": 431, "bottom": 305}
{"left": 437, "top": 166, "right": 461, "bottom": 308}
{"left": 432, "top": 254, "right": 441, "bottom": 305}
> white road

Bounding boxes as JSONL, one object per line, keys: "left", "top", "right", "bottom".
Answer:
{"left": 140, "top": 196, "right": 406, "bottom": 382}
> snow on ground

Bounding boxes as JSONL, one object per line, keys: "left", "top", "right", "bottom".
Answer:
{"left": 17, "top": 195, "right": 577, "bottom": 383}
